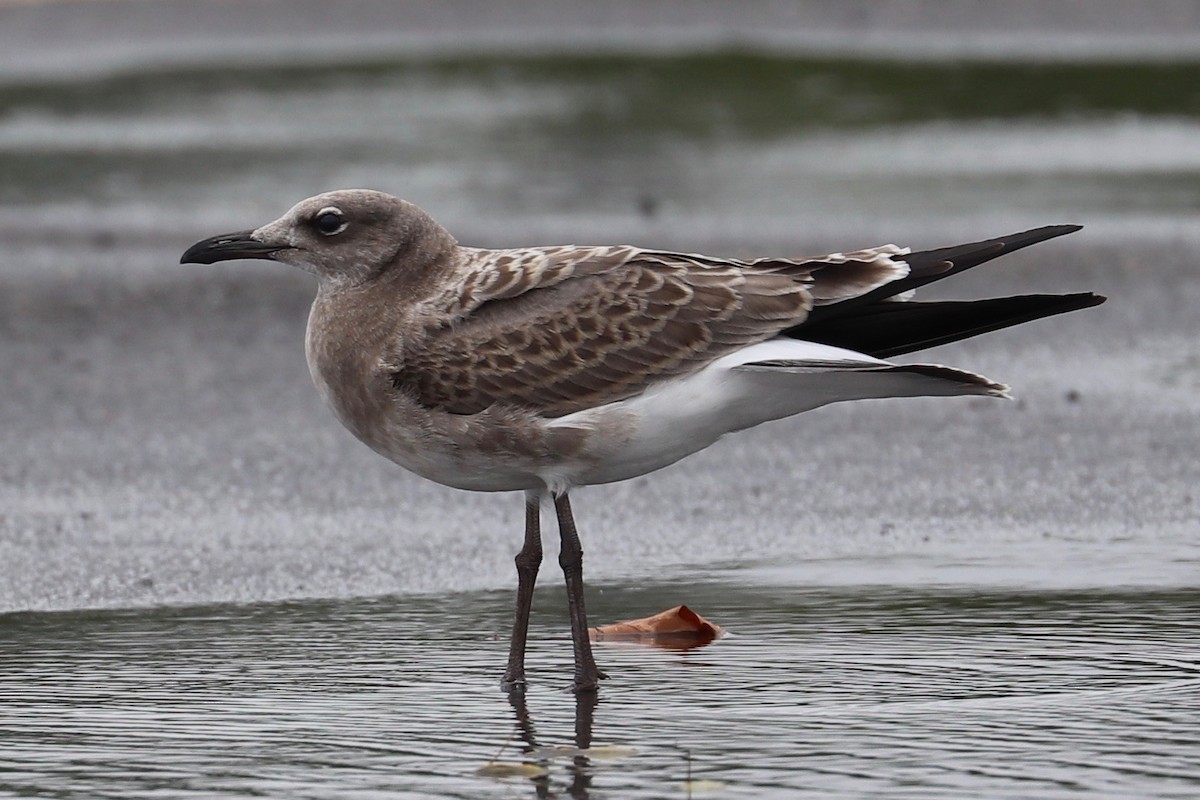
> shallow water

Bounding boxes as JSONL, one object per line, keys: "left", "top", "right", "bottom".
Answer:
{"left": 3, "top": 573, "right": 1198, "bottom": 799}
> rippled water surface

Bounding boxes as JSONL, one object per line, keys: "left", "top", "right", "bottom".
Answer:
{"left": 3, "top": 575, "right": 1197, "bottom": 799}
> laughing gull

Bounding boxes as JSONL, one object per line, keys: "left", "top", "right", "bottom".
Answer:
{"left": 181, "top": 189, "right": 1104, "bottom": 693}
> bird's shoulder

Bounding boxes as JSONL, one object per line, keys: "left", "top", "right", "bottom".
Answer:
{"left": 411, "top": 244, "right": 641, "bottom": 325}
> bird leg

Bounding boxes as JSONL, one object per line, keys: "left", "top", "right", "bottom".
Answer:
{"left": 501, "top": 494, "right": 542, "bottom": 693}
{"left": 554, "top": 492, "right": 604, "bottom": 693}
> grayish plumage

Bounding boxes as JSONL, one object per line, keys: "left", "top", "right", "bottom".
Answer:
{"left": 181, "top": 189, "right": 1104, "bottom": 693}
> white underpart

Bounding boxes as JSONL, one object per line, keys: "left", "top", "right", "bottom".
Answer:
{"left": 549, "top": 338, "right": 1002, "bottom": 490}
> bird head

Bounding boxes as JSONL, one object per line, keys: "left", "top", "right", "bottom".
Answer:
{"left": 180, "top": 189, "right": 452, "bottom": 287}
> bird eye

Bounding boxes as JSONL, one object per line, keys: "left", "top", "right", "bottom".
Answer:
{"left": 313, "top": 207, "right": 348, "bottom": 236}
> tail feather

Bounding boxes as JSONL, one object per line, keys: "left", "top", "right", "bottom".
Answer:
{"left": 792, "top": 292, "right": 1105, "bottom": 358}
{"left": 738, "top": 359, "right": 1009, "bottom": 397}
{"left": 732, "top": 356, "right": 1009, "bottom": 422}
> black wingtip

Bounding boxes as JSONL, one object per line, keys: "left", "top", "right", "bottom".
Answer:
{"left": 825, "top": 223, "right": 1088, "bottom": 314}
{"left": 921, "top": 224, "right": 1084, "bottom": 265}
{"left": 1004, "top": 224, "right": 1083, "bottom": 246}
{"left": 793, "top": 291, "right": 1108, "bottom": 359}
{"left": 1038, "top": 223, "right": 1083, "bottom": 235}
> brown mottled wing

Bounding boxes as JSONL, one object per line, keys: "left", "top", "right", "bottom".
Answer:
{"left": 397, "top": 245, "right": 907, "bottom": 417}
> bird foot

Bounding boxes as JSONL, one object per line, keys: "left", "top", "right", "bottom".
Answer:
{"left": 500, "top": 673, "right": 528, "bottom": 694}
{"left": 572, "top": 668, "right": 609, "bottom": 694}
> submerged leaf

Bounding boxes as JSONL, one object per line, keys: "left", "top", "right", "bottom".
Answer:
{"left": 683, "top": 779, "right": 727, "bottom": 794}
{"left": 524, "top": 743, "right": 636, "bottom": 761}
{"left": 589, "top": 605, "right": 725, "bottom": 649}
{"left": 528, "top": 745, "right": 580, "bottom": 759}
{"left": 475, "top": 762, "right": 549, "bottom": 779}
{"left": 582, "top": 744, "right": 637, "bottom": 760}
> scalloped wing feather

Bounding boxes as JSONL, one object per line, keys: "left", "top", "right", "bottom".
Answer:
{"left": 396, "top": 244, "right": 911, "bottom": 417}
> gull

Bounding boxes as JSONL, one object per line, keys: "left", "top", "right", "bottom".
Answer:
{"left": 181, "top": 189, "right": 1104, "bottom": 693}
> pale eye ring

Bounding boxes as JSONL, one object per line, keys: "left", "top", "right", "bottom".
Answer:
{"left": 313, "top": 207, "right": 348, "bottom": 236}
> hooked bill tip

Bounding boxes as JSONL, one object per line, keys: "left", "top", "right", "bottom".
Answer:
{"left": 179, "top": 230, "right": 284, "bottom": 264}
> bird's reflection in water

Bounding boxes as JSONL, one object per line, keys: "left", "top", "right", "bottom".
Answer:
{"left": 505, "top": 691, "right": 599, "bottom": 799}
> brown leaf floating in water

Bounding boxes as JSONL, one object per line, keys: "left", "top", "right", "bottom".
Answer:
{"left": 589, "top": 605, "right": 725, "bottom": 650}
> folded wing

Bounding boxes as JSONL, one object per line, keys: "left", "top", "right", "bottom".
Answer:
{"left": 395, "top": 245, "right": 906, "bottom": 416}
